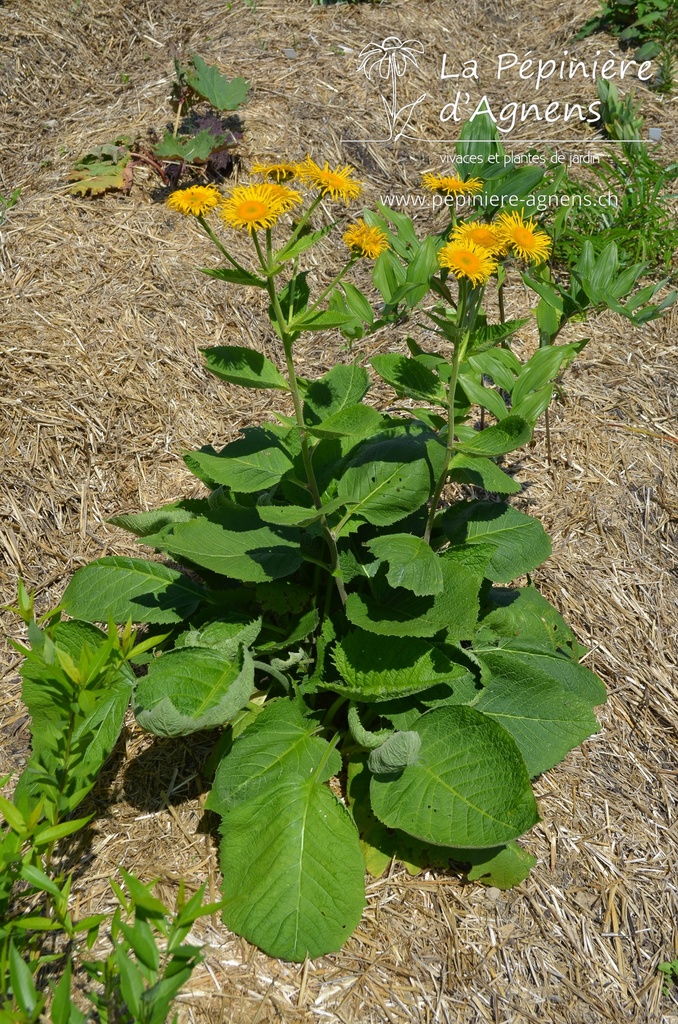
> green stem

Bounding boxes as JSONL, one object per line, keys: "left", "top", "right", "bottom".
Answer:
{"left": 322, "top": 695, "right": 348, "bottom": 728}
{"left": 284, "top": 192, "right": 323, "bottom": 249}
{"left": 498, "top": 279, "right": 506, "bottom": 325}
{"left": 303, "top": 259, "right": 357, "bottom": 316}
{"left": 197, "top": 216, "right": 256, "bottom": 276}
{"left": 252, "top": 660, "right": 290, "bottom": 692}
{"left": 260, "top": 258, "right": 348, "bottom": 606}
{"left": 424, "top": 329, "right": 470, "bottom": 545}
{"left": 252, "top": 230, "right": 271, "bottom": 277}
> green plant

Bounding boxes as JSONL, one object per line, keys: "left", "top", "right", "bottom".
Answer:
{"left": 574, "top": 0, "right": 678, "bottom": 92}
{"left": 659, "top": 958, "right": 678, "bottom": 994}
{"left": 553, "top": 87, "right": 678, "bottom": 274}
{"left": 0, "top": 187, "right": 20, "bottom": 228}
{"left": 30, "top": 116, "right": 675, "bottom": 964}
{"left": 82, "top": 872, "right": 220, "bottom": 1024}
{"left": 0, "top": 583, "right": 212, "bottom": 1021}
{"left": 68, "top": 56, "right": 249, "bottom": 197}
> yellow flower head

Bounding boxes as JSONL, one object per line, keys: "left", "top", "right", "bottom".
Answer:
{"left": 166, "top": 184, "right": 222, "bottom": 217}
{"left": 496, "top": 211, "right": 552, "bottom": 264}
{"left": 438, "top": 239, "right": 497, "bottom": 287}
{"left": 251, "top": 161, "right": 298, "bottom": 183}
{"left": 343, "top": 219, "right": 389, "bottom": 259}
{"left": 296, "top": 157, "right": 363, "bottom": 201}
{"left": 263, "top": 183, "right": 303, "bottom": 212}
{"left": 219, "top": 183, "right": 291, "bottom": 233}
{"left": 450, "top": 221, "right": 507, "bottom": 256}
{"left": 421, "top": 172, "right": 484, "bottom": 197}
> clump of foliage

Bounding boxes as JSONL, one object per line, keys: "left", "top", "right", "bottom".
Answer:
{"left": 659, "top": 958, "right": 678, "bottom": 994}
{"left": 6, "top": 118, "right": 675, "bottom": 1013}
{"left": 553, "top": 80, "right": 678, "bottom": 273}
{"left": 68, "top": 56, "right": 249, "bottom": 197}
{"left": 0, "top": 583, "right": 218, "bottom": 1022}
{"left": 0, "top": 187, "right": 20, "bottom": 228}
{"left": 574, "top": 0, "right": 678, "bottom": 92}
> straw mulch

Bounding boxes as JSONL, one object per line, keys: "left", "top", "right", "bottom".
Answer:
{"left": 1, "top": 0, "right": 677, "bottom": 1021}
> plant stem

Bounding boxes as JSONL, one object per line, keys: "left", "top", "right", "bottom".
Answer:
{"left": 197, "top": 216, "right": 257, "bottom": 276}
{"left": 322, "top": 695, "right": 348, "bottom": 728}
{"left": 256, "top": 238, "right": 347, "bottom": 605}
{"left": 423, "top": 330, "right": 469, "bottom": 544}
{"left": 172, "top": 98, "right": 184, "bottom": 139}
{"left": 423, "top": 276, "right": 486, "bottom": 543}
{"left": 283, "top": 193, "right": 324, "bottom": 250}
{"left": 304, "top": 259, "right": 357, "bottom": 315}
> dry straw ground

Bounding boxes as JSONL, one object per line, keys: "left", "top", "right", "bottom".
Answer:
{"left": 1, "top": 0, "right": 677, "bottom": 1021}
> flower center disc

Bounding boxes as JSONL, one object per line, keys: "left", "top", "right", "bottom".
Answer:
{"left": 238, "top": 201, "right": 268, "bottom": 220}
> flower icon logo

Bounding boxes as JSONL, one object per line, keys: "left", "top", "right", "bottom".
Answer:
{"left": 356, "top": 36, "right": 427, "bottom": 142}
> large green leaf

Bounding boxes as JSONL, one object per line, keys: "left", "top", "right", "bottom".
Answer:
{"left": 307, "top": 404, "right": 383, "bottom": 441}
{"left": 329, "top": 631, "right": 466, "bottom": 702}
{"left": 184, "top": 431, "right": 293, "bottom": 493}
{"left": 201, "top": 346, "right": 288, "bottom": 391}
{"left": 473, "top": 637, "right": 606, "bottom": 705}
{"left": 447, "top": 454, "right": 521, "bottom": 495}
{"left": 218, "top": 773, "right": 365, "bottom": 960}
{"left": 371, "top": 354, "right": 447, "bottom": 406}
{"left": 147, "top": 509, "right": 303, "bottom": 583}
{"left": 480, "top": 586, "right": 589, "bottom": 661}
{"left": 108, "top": 501, "right": 205, "bottom": 537}
{"left": 184, "top": 55, "right": 250, "bottom": 110}
{"left": 473, "top": 654, "right": 600, "bottom": 777}
{"left": 345, "top": 546, "right": 493, "bottom": 639}
{"left": 370, "top": 705, "right": 538, "bottom": 848}
{"left": 441, "top": 500, "right": 551, "bottom": 582}
{"left": 366, "top": 534, "right": 444, "bottom": 596}
{"left": 337, "top": 436, "right": 432, "bottom": 529}
{"left": 302, "top": 363, "right": 370, "bottom": 425}
{"left": 206, "top": 699, "right": 341, "bottom": 813}
{"left": 62, "top": 557, "right": 206, "bottom": 624}
{"left": 133, "top": 646, "right": 254, "bottom": 737}
{"left": 347, "top": 757, "right": 535, "bottom": 884}
{"left": 455, "top": 414, "right": 532, "bottom": 457}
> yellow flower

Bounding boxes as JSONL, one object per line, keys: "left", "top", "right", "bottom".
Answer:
{"left": 438, "top": 239, "right": 497, "bottom": 287}
{"left": 296, "top": 157, "right": 363, "bottom": 201}
{"left": 251, "top": 161, "right": 298, "bottom": 182}
{"left": 264, "top": 183, "right": 303, "bottom": 212}
{"left": 166, "top": 184, "right": 222, "bottom": 217}
{"left": 219, "top": 183, "right": 290, "bottom": 233}
{"left": 450, "top": 221, "right": 507, "bottom": 256}
{"left": 421, "top": 172, "right": 484, "bottom": 197}
{"left": 496, "top": 211, "right": 551, "bottom": 264}
{"left": 343, "top": 219, "right": 389, "bottom": 259}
